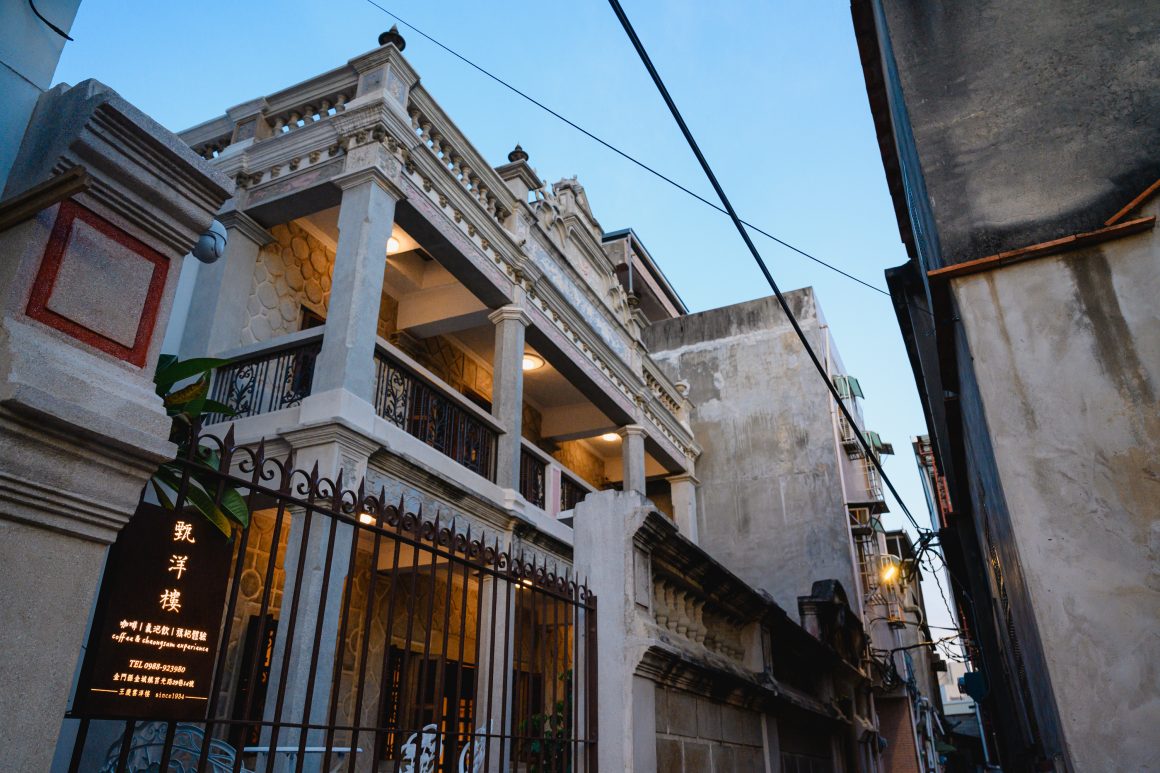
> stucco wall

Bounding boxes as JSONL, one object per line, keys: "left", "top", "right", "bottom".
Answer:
{"left": 951, "top": 212, "right": 1160, "bottom": 770}
{"left": 877, "top": 0, "right": 1160, "bottom": 266}
{"left": 644, "top": 291, "right": 858, "bottom": 615}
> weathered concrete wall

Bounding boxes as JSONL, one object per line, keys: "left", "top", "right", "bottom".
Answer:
{"left": 644, "top": 290, "right": 858, "bottom": 615}
{"left": 951, "top": 205, "right": 1160, "bottom": 770}
{"left": 654, "top": 687, "right": 766, "bottom": 772}
{"left": 877, "top": 0, "right": 1160, "bottom": 266}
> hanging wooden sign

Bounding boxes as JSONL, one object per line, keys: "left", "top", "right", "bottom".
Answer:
{"left": 73, "top": 501, "right": 233, "bottom": 720}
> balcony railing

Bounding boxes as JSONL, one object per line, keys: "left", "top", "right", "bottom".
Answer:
{"left": 519, "top": 444, "right": 547, "bottom": 509}
{"left": 560, "top": 472, "right": 590, "bottom": 513}
{"left": 209, "top": 331, "right": 323, "bottom": 420}
{"left": 374, "top": 341, "right": 498, "bottom": 481}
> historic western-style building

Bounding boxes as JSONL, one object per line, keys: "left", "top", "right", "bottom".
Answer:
{"left": 1, "top": 16, "right": 943, "bottom": 773}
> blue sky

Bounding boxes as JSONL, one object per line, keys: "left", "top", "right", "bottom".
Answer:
{"left": 53, "top": 0, "right": 954, "bottom": 633}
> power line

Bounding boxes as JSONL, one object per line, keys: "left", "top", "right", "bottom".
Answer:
{"left": 359, "top": 0, "right": 892, "bottom": 298}
{"left": 605, "top": 0, "right": 927, "bottom": 536}
{"left": 364, "top": 1, "right": 968, "bottom": 640}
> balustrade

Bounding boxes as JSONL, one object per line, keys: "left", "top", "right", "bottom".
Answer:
{"left": 652, "top": 577, "right": 747, "bottom": 662}
{"left": 519, "top": 445, "right": 547, "bottom": 509}
{"left": 374, "top": 343, "right": 498, "bottom": 481}
{"left": 209, "top": 333, "right": 322, "bottom": 420}
{"left": 559, "top": 472, "right": 590, "bottom": 513}
{"left": 267, "top": 92, "right": 350, "bottom": 135}
{"left": 407, "top": 98, "right": 512, "bottom": 224}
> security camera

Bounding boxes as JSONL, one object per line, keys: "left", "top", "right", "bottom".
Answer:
{"left": 192, "top": 219, "right": 227, "bottom": 263}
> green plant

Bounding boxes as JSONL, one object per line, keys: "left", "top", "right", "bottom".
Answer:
{"left": 520, "top": 669, "right": 573, "bottom": 773}
{"left": 149, "top": 355, "right": 249, "bottom": 537}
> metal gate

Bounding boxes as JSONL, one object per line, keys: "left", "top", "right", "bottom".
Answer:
{"left": 66, "top": 425, "right": 597, "bottom": 773}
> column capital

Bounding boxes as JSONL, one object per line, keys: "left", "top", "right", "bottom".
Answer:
{"left": 217, "top": 209, "right": 274, "bottom": 247}
{"left": 488, "top": 304, "right": 532, "bottom": 328}
{"left": 334, "top": 163, "right": 404, "bottom": 200}
{"left": 666, "top": 471, "right": 700, "bottom": 486}
{"left": 617, "top": 424, "right": 648, "bottom": 439}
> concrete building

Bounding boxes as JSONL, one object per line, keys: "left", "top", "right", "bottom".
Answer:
{"left": 852, "top": 1, "right": 1160, "bottom": 769}
{"left": 28, "top": 28, "right": 904, "bottom": 772}
{"left": 645, "top": 290, "right": 947, "bottom": 769}
{"left": 870, "top": 531, "right": 945, "bottom": 773}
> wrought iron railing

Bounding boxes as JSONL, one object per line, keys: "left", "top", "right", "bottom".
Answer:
{"left": 519, "top": 445, "right": 547, "bottom": 509}
{"left": 374, "top": 344, "right": 498, "bottom": 481}
{"left": 560, "top": 472, "right": 590, "bottom": 513}
{"left": 209, "top": 333, "right": 322, "bottom": 420}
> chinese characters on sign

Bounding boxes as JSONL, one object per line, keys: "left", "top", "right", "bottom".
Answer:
{"left": 74, "top": 502, "right": 231, "bottom": 720}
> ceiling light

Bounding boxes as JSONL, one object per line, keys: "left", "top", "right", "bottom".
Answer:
{"left": 600, "top": 432, "right": 620, "bottom": 442}
{"left": 522, "top": 354, "right": 544, "bottom": 371}
{"left": 386, "top": 236, "right": 400, "bottom": 255}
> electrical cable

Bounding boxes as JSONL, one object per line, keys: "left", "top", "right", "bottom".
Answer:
{"left": 358, "top": 0, "right": 893, "bottom": 298}
{"left": 28, "top": 0, "right": 73, "bottom": 40}
{"left": 605, "top": 0, "right": 926, "bottom": 535}
{"left": 363, "top": 0, "right": 970, "bottom": 645}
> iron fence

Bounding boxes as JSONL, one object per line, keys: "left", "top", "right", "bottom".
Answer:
{"left": 66, "top": 424, "right": 597, "bottom": 773}
{"left": 374, "top": 347, "right": 498, "bottom": 482}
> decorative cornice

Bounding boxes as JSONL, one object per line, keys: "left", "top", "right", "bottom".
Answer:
{"left": 279, "top": 419, "right": 381, "bottom": 461}
{"left": 636, "top": 645, "right": 840, "bottom": 721}
{"left": 633, "top": 507, "right": 678, "bottom": 552}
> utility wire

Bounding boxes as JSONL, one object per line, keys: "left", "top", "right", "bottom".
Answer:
{"left": 364, "top": 1, "right": 967, "bottom": 636}
{"left": 359, "top": 0, "right": 892, "bottom": 298}
{"left": 605, "top": 0, "right": 925, "bottom": 535}
{"left": 28, "top": 0, "right": 73, "bottom": 40}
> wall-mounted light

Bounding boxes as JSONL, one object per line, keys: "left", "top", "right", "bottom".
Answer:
{"left": 358, "top": 512, "right": 376, "bottom": 525}
{"left": 521, "top": 353, "right": 544, "bottom": 372}
{"left": 600, "top": 432, "right": 620, "bottom": 442}
{"left": 880, "top": 557, "right": 901, "bottom": 585}
{"left": 387, "top": 236, "right": 401, "bottom": 255}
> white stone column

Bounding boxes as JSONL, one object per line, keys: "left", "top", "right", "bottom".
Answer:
{"left": 473, "top": 572, "right": 516, "bottom": 770}
{"left": 311, "top": 169, "right": 398, "bottom": 402}
{"left": 488, "top": 305, "right": 530, "bottom": 490}
{"left": 179, "top": 209, "right": 272, "bottom": 357}
{"left": 571, "top": 490, "right": 658, "bottom": 773}
{"left": 618, "top": 424, "right": 647, "bottom": 495}
{"left": 667, "top": 471, "right": 700, "bottom": 543}
{"left": 260, "top": 425, "right": 377, "bottom": 773}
